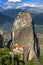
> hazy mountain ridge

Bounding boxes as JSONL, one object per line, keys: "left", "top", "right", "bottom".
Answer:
{"left": 0, "top": 9, "right": 23, "bottom": 18}
{"left": 0, "top": 12, "right": 14, "bottom": 33}
{"left": 0, "top": 7, "right": 43, "bottom": 34}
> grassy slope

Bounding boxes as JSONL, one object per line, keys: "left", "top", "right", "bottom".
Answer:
{"left": 39, "top": 53, "right": 43, "bottom": 65}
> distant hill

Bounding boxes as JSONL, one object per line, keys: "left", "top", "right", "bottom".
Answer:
{"left": 0, "top": 13, "right": 14, "bottom": 33}
{"left": 0, "top": 13, "right": 14, "bottom": 26}
{"left": 32, "top": 13, "right": 43, "bottom": 25}
{"left": 0, "top": 9, "right": 23, "bottom": 18}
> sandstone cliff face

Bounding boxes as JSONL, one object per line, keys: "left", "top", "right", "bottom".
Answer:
{"left": 11, "top": 12, "right": 41, "bottom": 65}
{"left": 12, "top": 12, "right": 35, "bottom": 61}
{"left": 13, "top": 12, "right": 34, "bottom": 50}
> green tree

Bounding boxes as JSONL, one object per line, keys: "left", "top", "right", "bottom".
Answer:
{"left": 0, "top": 48, "right": 14, "bottom": 65}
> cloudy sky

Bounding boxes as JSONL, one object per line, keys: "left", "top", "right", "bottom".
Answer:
{"left": 0, "top": 0, "right": 43, "bottom": 10}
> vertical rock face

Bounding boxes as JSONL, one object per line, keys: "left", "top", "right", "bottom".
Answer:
{"left": 11, "top": 12, "right": 41, "bottom": 65}
{"left": 12, "top": 12, "right": 34, "bottom": 60}
{"left": 13, "top": 12, "right": 34, "bottom": 46}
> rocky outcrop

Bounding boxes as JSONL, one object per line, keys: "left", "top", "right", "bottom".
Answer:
{"left": 11, "top": 12, "right": 41, "bottom": 65}
{"left": 13, "top": 12, "right": 33, "bottom": 48}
